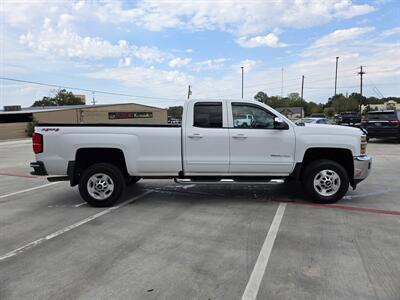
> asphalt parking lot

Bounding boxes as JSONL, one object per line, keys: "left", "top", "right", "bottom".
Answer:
{"left": 0, "top": 139, "right": 399, "bottom": 300}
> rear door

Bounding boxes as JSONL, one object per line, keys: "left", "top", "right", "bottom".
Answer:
{"left": 183, "top": 101, "right": 230, "bottom": 175}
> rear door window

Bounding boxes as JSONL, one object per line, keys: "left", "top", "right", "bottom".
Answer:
{"left": 193, "top": 102, "right": 223, "bottom": 128}
{"left": 368, "top": 112, "right": 396, "bottom": 120}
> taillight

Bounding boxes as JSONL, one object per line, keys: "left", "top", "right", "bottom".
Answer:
{"left": 32, "top": 133, "right": 43, "bottom": 154}
{"left": 389, "top": 120, "right": 400, "bottom": 125}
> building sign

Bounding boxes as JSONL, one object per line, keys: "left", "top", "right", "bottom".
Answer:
{"left": 108, "top": 112, "right": 153, "bottom": 120}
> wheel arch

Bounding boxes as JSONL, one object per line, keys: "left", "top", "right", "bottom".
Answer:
{"left": 299, "top": 147, "right": 354, "bottom": 186}
{"left": 69, "top": 147, "right": 129, "bottom": 186}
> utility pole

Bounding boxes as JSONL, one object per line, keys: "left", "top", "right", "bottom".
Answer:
{"left": 92, "top": 91, "right": 96, "bottom": 105}
{"left": 358, "top": 66, "right": 365, "bottom": 112}
{"left": 241, "top": 66, "right": 244, "bottom": 99}
{"left": 187, "top": 85, "right": 192, "bottom": 99}
{"left": 301, "top": 75, "right": 304, "bottom": 118}
{"left": 334, "top": 56, "right": 339, "bottom": 96}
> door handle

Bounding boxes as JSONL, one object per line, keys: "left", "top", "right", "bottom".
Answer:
{"left": 188, "top": 133, "right": 203, "bottom": 138}
{"left": 232, "top": 134, "right": 248, "bottom": 139}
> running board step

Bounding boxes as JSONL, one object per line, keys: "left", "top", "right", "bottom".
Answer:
{"left": 174, "top": 178, "right": 285, "bottom": 185}
{"left": 47, "top": 176, "right": 69, "bottom": 182}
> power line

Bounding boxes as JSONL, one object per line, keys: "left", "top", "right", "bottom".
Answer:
{"left": 0, "top": 77, "right": 184, "bottom": 102}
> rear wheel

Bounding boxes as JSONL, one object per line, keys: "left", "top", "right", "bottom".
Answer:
{"left": 79, "top": 163, "right": 125, "bottom": 207}
{"left": 302, "top": 159, "right": 349, "bottom": 204}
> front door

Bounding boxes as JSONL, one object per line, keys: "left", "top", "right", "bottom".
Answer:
{"left": 184, "top": 101, "right": 230, "bottom": 175}
{"left": 228, "top": 102, "right": 296, "bottom": 175}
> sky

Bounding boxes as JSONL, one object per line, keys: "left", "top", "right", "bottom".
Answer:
{"left": 0, "top": 0, "right": 399, "bottom": 109}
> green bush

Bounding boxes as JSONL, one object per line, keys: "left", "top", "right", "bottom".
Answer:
{"left": 26, "top": 118, "right": 39, "bottom": 137}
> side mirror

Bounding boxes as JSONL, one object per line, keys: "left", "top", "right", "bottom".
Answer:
{"left": 274, "top": 117, "right": 289, "bottom": 130}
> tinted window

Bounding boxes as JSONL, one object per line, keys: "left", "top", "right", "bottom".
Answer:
{"left": 193, "top": 102, "right": 223, "bottom": 128}
{"left": 368, "top": 112, "right": 396, "bottom": 120}
{"left": 232, "top": 104, "right": 275, "bottom": 129}
{"left": 317, "top": 119, "right": 327, "bottom": 124}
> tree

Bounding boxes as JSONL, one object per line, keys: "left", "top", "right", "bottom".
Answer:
{"left": 323, "top": 107, "right": 335, "bottom": 118}
{"left": 288, "top": 92, "right": 301, "bottom": 101}
{"left": 32, "top": 89, "right": 84, "bottom": 107}
{"left": 167, "top": 106, "right": 183, "bottom": 119}
{"left": 254, "top": 91, "right": 268, "bottom": 103}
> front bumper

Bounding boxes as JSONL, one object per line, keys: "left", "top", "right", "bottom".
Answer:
{"left": 354, "top": 155, "right": 371, "bottom": 182}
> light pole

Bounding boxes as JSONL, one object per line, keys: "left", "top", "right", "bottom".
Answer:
{"left": 301, "top": 75, "right": 304, "bottom": 118}
{"left": 334, "top": 56, "right": 339, "bottom": 96}
{"left": 241, "top": 66, "right": 244, "bottom": 99}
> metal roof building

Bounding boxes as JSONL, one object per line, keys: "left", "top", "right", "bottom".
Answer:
{"left": 0, "top": 103, "right": 168, "bottom": 140}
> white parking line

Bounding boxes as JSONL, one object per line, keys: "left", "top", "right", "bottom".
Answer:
{"left": 241, "top": 203, "right": 286, "bottom": 300}
{"left": 0, "top": 182, "right": 59, "bottom": 201}
{"left": 0, "top": 139, "right": 31, "bottom": 146}
{"left": 0, "top": 190, "right": 153, "bottom": 262}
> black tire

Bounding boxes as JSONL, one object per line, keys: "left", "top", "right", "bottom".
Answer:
{"left": 127, "top": 176, "right": 141, "bottom": 185}
{"left": 79, "top": 163, "right": 125, "bottom": 207}
{"left": 302, "top": 159, "right": 349, "bottom": 204}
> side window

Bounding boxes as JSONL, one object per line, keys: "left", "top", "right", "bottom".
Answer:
{"left": 232, "top": 104, "right": 275, "bottom": 129}
{"left": 317, "top": 119, "right": 326, "bottom": 124}
{"left": 193, "top": 102, "right": 223, "bottom": 128}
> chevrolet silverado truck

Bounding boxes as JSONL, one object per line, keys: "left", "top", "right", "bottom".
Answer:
{"left": 30, "top": 99, "right": 371, "bottom": 207}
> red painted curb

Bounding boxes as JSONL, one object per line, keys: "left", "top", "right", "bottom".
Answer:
{"left": 293, "top": 201, "right": 400, "bottom": 216}
{"left": 0, "top": 173, "right": 43, "bottom": 179}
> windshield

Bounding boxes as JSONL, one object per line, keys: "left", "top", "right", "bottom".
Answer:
{"left": 368, "top": 112, "right": 396, "bottom": 120}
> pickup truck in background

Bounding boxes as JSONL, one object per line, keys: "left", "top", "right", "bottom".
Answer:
{"left": 31, "top": 99, "right": 371, "bottom": 207}
{"left": 337, "top": 112, "right": 361, "bottom": 125}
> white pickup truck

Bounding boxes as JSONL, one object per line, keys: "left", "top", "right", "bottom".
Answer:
{"left": 31, "top": 99, "right": 371, "bottom": 207}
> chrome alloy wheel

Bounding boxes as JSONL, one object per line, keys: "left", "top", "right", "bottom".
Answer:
{"left": 313, "top": 169, "right": 341, "bottom": 197}
{"left": 87, "top": 173, "right": 115, "bottom": 200}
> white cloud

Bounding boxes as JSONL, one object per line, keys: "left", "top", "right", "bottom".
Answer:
{"left": 0, "top": 1, "right": 378, "bottom": 40}
{"left": 19, "top": 27, "right": 168, "bottom": 62}
{"left": 87, "top": 0, "right": 376, "bottom": 36}
{"left": 233, "top": 59, "right": 257, "bottom": 72}
{"left": 381, "top": 27, "right": 400, "bottom": 37}
{"left": 237, "top": 33, "right": 287, "bottom": 48}
{"left": 86, "top": 66, "right": 193, "bottom": 99}
{"left": 168, "top": 57, "right": 192, "bottom": 68}
{"left": 334, "top": 4, "right": 375, "bottom": 18}
{"left": 1, "top": 1, "right": 376, "bottom": 35}
{"left": 118, "top": 57, "right": 132, "bottom": 67}
{"left": 192, "top": 58, "right": 227, "bottom": 72}
{"left": 310, "top": 27, "right": 375, "bottom": 48}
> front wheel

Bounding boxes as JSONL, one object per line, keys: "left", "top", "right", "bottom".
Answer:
{"left": 302, "top": 159, "right": 349, "bottom": 204}
{"left": 79, "top": 163, "right": 125, "bottom": 207}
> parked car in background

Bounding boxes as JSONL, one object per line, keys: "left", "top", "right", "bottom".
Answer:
{"left": 234, "top": 114, "right": 254, "bottom": 127}
{"left": 361, "top": 110, "right": 400, "bottom": 141}
{"left": 310, "top": 113, "right": 326, "bottom": 118}
{"left": 337, "top": 112, "right": 361, "bottom": 125}
{"left": 295, "top": 118, "right": 333, "bottom": 125}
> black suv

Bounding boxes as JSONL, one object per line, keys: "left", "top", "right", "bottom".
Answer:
{"left": 361, "top": 110, "right": 400, "bottom": 141}
{"left": 337, "top": 112, "right": 361, "bottom": 125}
